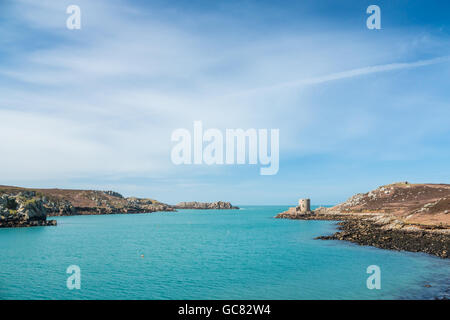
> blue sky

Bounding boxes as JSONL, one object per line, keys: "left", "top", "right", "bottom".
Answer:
{"left": 0, "top": 0, "right": 449, "bottom": 205}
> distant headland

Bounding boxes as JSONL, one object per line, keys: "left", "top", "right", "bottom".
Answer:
{"left": 276, "top": 182, "right": 450, "bottom": 258}
{"left": 174, "top": 201, "right": 239, "bottom": 210}
{"left": 0, "top": 185, "right": 238, "bottom": 228}
{"left": 0, "top": 185, "right": 176, "bottom": 228}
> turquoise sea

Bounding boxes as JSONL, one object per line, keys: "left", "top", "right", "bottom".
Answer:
{"left": 0, "top": 206, "right": 448, "bottom": 300}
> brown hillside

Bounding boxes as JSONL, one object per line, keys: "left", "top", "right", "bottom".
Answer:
{"left": 0, "top": 185, "right": 173, "bottom": 216}
{"left": 329, "top": 182, "right": 450, "bottom": 227}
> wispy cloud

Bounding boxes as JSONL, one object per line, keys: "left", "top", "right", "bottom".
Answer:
{"left": 230, "top": 55, "right": 450, "bottom": 97}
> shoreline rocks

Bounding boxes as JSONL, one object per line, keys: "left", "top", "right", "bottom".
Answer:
{"left": 276, "top": 211, "right": 449, "bottom": 258}
{"left": 0, "top": 192, "right": 57, "bottom": 228}
{"left": 0, "top": 219, "right": 57, "bottom": 228}
{"left": 316, "top": 217, "right": 449, "bottom": 258}
{"left": 174, "top": 201, "right": 239, "bottom": 210}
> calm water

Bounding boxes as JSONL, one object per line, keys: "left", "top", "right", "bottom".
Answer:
{"left": 0, "top": 206, "right": 448, "bottom": 300}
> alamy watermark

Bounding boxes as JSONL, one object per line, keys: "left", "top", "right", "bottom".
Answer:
{"left": 171, "top": 121, "right": 279, "bottom": 175}
{"left": 66, "top": 5, "right": 81, "bottom": 30}
{"left": 366, "top": 265, "right": 381, "bottom": 289}
{"left": 66, "top": 265, "right": 81, "bottom": 290}
{"left": 366, "top": 5, "right": 381, "bottom": 30}
{"left": 64, "top": 5, "right": 380, "bottom": 31}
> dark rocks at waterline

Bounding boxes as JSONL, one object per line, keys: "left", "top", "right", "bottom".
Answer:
{"left": 0, "top": 219, "right": 57, "bottom": 228}
{"left": 174, "top": 201, "right": 239, "bottom": 210}
{"left": 275, "top": 209, "right": 449, "bottom": 259}
{"left": 316, "top": 219, "right": 449, "bottom": 259}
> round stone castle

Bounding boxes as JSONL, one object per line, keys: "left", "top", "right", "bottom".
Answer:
{"left": 296, "top": 198, "right": 312, "bottom": 213}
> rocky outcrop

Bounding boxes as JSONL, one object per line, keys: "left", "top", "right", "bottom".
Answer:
{"left": 316, "top": 218, "right": 449, "bottom": 258}
{"left": 326, "top": 182, "right": 450, "bottom": 226}
{"left": 276, "top": 182, "right": 450, "bottom": 258}
{"left": 0, "top": 191, "right": 56, "bottom": 228}
{"left": 174, "top": 201, "right": 239, "bottom": 210}
{"left": 0, "top": 185, "right": 175, "bottom": 217}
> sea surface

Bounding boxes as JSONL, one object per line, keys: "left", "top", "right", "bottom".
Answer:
{"left": 0, "top": 206, "right": 448, "bottom": 300}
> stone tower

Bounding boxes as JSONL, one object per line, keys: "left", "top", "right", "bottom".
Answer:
{"left": 297, "top": 198, "right": 311, "bottom": 213}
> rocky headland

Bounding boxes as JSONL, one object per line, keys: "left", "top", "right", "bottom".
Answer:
{"left": 174, "top": 201, "right": 239, "bottom": 210}
{"left": 0, "top": 191, "right": 56, "bottom": 228}
{"left": 0, "top": 185, "right": 175, "bottom": 227}
{"left": 0, "top": 185, "right": 241, "bottom": 228}
{"left": 276, "top": 182, "right": 450, "bottom": 258}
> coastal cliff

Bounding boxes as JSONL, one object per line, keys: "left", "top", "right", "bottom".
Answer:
{"left": 276, "top": 182, "right": 450, "bottom": 258}
{"left": 0, "top": 185, "right": 174, "bottom": 220}
{"left": 174, "top": 201, "right": 239, "bottom": 210}
{"left": 0, "top": 191, "right": 56, "bottom": 228}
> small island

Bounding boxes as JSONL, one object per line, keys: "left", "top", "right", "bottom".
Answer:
{"left": 174, "top": 201, "right": 239, "bottom": 210}
{"left": 276, "top": 182, "right": 450, "bottom": 258}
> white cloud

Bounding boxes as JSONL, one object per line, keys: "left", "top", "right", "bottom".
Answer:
{"left": 228, "top": 55, "right": 450, "bottom": 97}
{"left": 0, "top": 0, "right": 449, "bottom": 202}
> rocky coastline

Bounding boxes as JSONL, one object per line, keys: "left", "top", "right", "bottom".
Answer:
{"left": 0, "top": 185, "right": 241, "bottom": 228}
{"left": 277, "top": 211, "right": 449, "bottom": 258}
{"left": 0, "top": 185, "right": 175, "bottom": 228}
{"left": 0, "top": 191, "right": 57, "bottom": 228}
{"left": 174, "top": 201, "right": 239, "bottom": 210}
{"left": 276, "top": 182, "right": 450, "bottom": 259}
{"left": 317, "top": 217, "right": 449, "bottom": 258}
